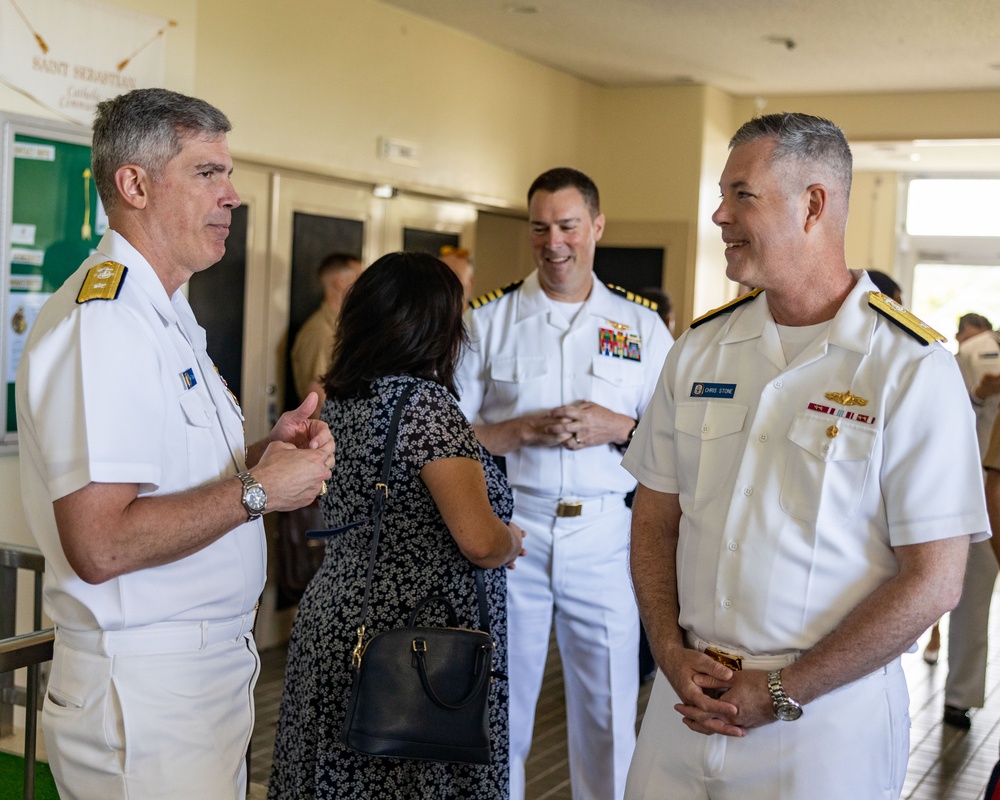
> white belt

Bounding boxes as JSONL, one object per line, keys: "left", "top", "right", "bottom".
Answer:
{"left": 685, "top": 632, "right": 799, "bottom": 671}
{"left": 56, "top": 609, "right": 257, "bottom": 656}
{"left": 512, "top": 489, "right": 627, "bottom": 518}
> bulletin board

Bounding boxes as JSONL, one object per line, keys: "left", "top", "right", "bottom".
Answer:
{"left": 1, "top": 112, "right": 98, "bottom": 450}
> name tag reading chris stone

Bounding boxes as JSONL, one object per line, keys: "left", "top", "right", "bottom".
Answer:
{"left": 691, "top": 382, "right": 736, "bottom": 398}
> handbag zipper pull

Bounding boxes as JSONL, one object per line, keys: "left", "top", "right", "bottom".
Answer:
{"left": 351, "top": 625, "right": 366, "bottom": 668}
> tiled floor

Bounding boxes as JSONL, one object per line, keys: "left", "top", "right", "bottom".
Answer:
{"left": 248, "top": 611, "right": 1000, "bottom": 799}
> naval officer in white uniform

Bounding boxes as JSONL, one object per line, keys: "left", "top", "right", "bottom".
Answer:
{"left": 16, "top": 88, "right": 334, "bottom": 800}
{"left": 624, "top": 113, "right": 987, "bottom": 799}
{"left": 457, "top": 167, "right": 672, "bottom": 800}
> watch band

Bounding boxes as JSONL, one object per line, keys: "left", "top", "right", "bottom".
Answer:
{"left": 766, "top": 669, "right": 803, "bottom": 721}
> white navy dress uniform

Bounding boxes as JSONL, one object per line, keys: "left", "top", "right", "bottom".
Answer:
{"left": 16, "top": 230, "right": 263, "bottom": 800}
{"left": 457, "top": 269, "right": 672, "bottom": 800}
{"left": 945, "top": 328, "right": 1000, "bottom": 712}
{"left": 622, "top": 272, "right": 989, "bottom": 799}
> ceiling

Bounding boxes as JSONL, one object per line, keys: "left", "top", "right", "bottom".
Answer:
{"left": 379, "top": 0, "right": 1000, "bottom": 171}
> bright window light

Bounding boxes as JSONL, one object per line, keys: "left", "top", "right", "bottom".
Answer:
{"left": 906, "top": 179, "right": 1000, "bottom": 237}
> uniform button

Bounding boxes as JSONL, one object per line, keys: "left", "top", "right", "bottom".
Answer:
{"left": 822, "top": 444, "right": 831, "bottom": 454}
{"left": 701, "top": 425, "right": 709, "bottom": 433}
{"left": 743, "top": 486, "right": 753, "bottom": 496}
{"left": 773, "top": 380, "right": 783, "bottom": 389}
{"left": 722, "top": 599, "right": 733, "bottom": 609}
{"left": 758, "top": 433, "right": 768, "bottom": 443}
{"left": 728, "top": 541, "right": 738, "bottom": 551}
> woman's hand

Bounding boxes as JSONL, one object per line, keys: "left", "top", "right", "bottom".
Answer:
{"left": 505, "top": 522, "right": 527, "bottom": 569}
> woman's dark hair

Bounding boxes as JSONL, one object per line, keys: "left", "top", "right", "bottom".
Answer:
{"left": 323, "top": 252, "right": 468, "bottom": 400}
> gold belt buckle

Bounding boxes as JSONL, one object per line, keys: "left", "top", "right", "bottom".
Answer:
{"left": 704, "top": 646, "right": 743, "bottom": 671}
{"left": 556, "top": 501, "right": 583, "bottom": 517}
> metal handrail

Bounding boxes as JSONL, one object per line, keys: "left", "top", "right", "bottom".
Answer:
{"left": 0, "top": 543, "right": 49, "bottom": 800}
{"left": 0, "top": 630, "right": 54, "bottom": 673}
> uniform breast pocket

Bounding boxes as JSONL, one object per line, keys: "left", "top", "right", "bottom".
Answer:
{"left": 488, "top": 356, "right": 548, "bottom": 407}
{"left": 780, "top": 412, "right": 878, "bottom": 523}
{"left": 590, "top": 356, "right": 643, "bottom": 409}
{"left": 177, "top": 389, "right": 216, "bottom": 476}
{"left": 674, "top": 401, "right": 748, "bottom": 507}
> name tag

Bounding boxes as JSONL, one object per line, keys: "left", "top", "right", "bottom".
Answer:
{"left": 691, "top": 382, "right": 736, "bottom": 398}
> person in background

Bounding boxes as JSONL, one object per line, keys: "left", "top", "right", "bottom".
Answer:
{"left": 439, "top": 244, "right": 476, "bottom": 304}
{"left": 866, "top": 268, "right": 903, "bottom": 303}
{"left": 15, "top": 87, "right": 334, "bottom": 800}
{"left": 640, "top": 287, "right": 675, "bottom": 337}
{"left": 457, "top": 167, "right": 673, "bottom": 800}
{"left": 269, "top": 252, "right": 525, "bottom": 800}
{"left": 290, "top": 252, "right": 364, "bottom": 410}
{"left": 624, "top": 112, "right": 986, "bottom": 799}
{"left": 930, "top": 311, "right": 1000, "bottom": 728}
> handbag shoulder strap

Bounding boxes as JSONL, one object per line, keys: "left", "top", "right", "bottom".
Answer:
{"left": 354, "top": 382, "right": 417, "bottom": 632}
{"left": 350, "top": 381, "right": 495, "bottom": 664}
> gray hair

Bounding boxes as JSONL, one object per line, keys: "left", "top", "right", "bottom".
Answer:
{"left": 730, "top": 112, "right": 853, "bottom": 202}
{"left": 92, "top": 88, "right": 231, "bottom": 213}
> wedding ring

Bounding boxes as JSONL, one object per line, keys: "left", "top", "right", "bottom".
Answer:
{"left": 320, "top": 481, "right": 327, "bottom": 496}
{"left": 573, "top": 434, "right": 581, "bottom": 444}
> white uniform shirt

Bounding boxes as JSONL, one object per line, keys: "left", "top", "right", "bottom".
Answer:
{"left": 623, "top": 272, "right": 988, "bottom": 655}
{"left": 956, "top": 329, "right": 1000, "bottom": 454}
{"left": 16, "top": 230, "right": 265, "bottom": 631}
{"left": 457, "top": 270, "right": 672, "bottom": 498}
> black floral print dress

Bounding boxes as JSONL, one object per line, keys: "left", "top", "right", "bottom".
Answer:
{"left": 268, "top": 375, "right": 512, "bottom": 799}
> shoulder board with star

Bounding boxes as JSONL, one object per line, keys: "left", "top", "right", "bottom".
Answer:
{"left": 470, "top": 279, "right": 524, "bottom": 310}
{"left": 605, "top": 284, "right": 658, "bottom": 311}
{"left": 76, "top": 261, "right": 128, "bottom": 303}
{"left": 868, "top": 291, "right": 946, "bottom": 346}
{"left": 690, "top": 288, "right": 763, "bottom": 328}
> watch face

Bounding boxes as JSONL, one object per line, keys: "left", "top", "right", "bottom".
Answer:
{"left": 775, "top": 702, "right": 803, "bottom": 721}
{"left": 245, "top": 485, "right": 267, "bottom": 512}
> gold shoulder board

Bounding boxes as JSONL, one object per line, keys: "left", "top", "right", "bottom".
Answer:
{"left": 605, "top": 284, "right": 658, "bottom": 312}
{"left": 690, "top": 288, "right": 763, "bottom": 328}
{"left": 470, "top": 279, "right": 524, "bottom": 310}
{"left": 76, "top": 261, "right": 127, "bottom": 303}
{"left": 868, "top": 292, "right": 946, "bottom": 346}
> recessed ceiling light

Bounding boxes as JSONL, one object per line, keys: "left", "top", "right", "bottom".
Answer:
{"left": 504, "top": 4, "right": 538, "bottom": 13}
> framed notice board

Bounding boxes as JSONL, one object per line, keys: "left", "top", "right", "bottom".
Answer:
{"left": 1, "top": 112, "right": 98, "bottom": 450}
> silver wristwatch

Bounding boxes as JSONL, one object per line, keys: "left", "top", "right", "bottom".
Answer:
{"left": 766, "top": 669, "right": 803, "bottom": 721}
{"left": 237, "top": 471, "right": 267, "bottom": 520}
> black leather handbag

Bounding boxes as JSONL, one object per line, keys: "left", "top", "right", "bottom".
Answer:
{"left": 335, "top": 384, "right": 495, "bottom": 764}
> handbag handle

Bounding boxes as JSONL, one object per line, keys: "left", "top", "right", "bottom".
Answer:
{"left": 407, "top": 595, "right": 459, "bottom": 628}
{"left": 412, "top": 638, "right": 492, "bottom": 710}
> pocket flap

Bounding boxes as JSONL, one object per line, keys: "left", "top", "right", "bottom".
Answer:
{"left": 178, "top": 389, "right": 214, "bottom": 428}
{"left": 490, "top": 357, "right": 547, "bottom": 383}
{"left": 675, "top": 401, "right": 748, "bottom": 441}
{"left": 787, "top": 412, "right": 877, "bottom": 462}
{"left": 591, "top": 355, "right": 643, "bottom": 387}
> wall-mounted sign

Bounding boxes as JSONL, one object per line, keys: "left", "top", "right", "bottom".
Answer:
{"left": 0, "top": 0, "right": 170, "bottom": 125}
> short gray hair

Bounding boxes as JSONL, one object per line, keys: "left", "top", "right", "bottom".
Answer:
{"left": 730, "top": 112, "right": 853, "bottom": 201}
{"left": 92, "top": 88, "right": 231, "bottom": 213}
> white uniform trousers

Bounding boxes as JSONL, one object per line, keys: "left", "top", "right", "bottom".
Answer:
{"left": 508, "top": 490, "right": 638, "bottom": 800}
{"left": 625, "top": 659, "right": 909, "bottom": 800}
{"left": 945, "top": 537, "right": 999, "bottom": 708}
{"left": 43, "top": 618, "right": 260, "bottom": 800}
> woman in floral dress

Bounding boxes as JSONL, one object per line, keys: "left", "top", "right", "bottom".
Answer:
{"left": 269, "top": 252, "right": 525, "bottom": 799}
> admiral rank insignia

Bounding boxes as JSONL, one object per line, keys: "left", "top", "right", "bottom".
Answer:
{"left": 690, "top": 288, "right": 763, "bottom": 328}
{"left": 868, "top": 292, "right": 946, "bottom": 346}
{"left": 76, "top": 261, "right": 127, "bottom": 303}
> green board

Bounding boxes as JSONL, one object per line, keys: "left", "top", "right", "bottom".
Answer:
{"left": 2, "top": 114, "right": 98, "bottom": 445}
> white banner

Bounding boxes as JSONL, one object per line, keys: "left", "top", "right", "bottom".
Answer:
{"left": 0, "top": 0, "right": 170, "bottom": 125}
